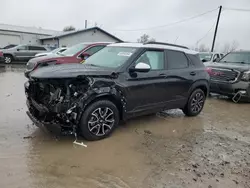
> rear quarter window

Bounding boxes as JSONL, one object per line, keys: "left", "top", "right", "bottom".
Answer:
{"left": 186, "top": 54, "right": 204, "bottom": 67}
{"left": 166, "top": 50, "right": 189, "bottom": 69}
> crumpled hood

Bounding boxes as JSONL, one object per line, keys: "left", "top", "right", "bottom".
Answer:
{"left": 30, "top": 64, "right": 115, "bottom": 79}
{"left": 205, "top": 62, "right": 250, "bottom": 72}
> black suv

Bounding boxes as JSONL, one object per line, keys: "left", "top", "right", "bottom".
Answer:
{"left": 205, "top": 51, "right": 250, "bottom": 102}
{"left": 25, "top": 42, "right": 209, "bottom": 141}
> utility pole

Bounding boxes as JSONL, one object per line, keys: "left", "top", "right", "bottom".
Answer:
{"left": 85, "top": 20, "right": 88, "bottom": 29}
{"left": 211, "top": 5, "right": 222, "bottom": 52}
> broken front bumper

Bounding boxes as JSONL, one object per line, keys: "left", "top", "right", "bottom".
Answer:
{"left": 26, "top": 110, "right": 61, "bottom": 134}
{"left": 25, "top": 82, "right": 63, "bottom": 134}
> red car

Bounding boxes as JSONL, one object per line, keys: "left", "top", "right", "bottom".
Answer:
{"left": 24, "top": 42, "right": 111, "bottom": 77}
{"left": 0, "top": 51, "right": 4, "bottom": 62}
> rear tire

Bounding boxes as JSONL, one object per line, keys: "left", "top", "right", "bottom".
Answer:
{"left": 182, "top": 89, "right": 206, "bottom": 116}
{"left": 79, "top": 100, "right": 119, "bottom": 141}
{"left": 4, "top": 55, "right": 13, "bottom": 64}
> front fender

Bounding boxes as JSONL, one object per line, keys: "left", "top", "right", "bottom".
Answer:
{"left": 76, "top": 86, "right": 126, "bottom": 121}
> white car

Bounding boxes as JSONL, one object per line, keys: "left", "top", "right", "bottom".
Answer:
{"left": 199, "top": 52, "right": 224, "bottom": 63}
{"left": 35, "top": 47, "right": 67, "bottom": 57}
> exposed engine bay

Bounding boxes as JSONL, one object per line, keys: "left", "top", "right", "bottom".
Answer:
{"left": 26, "top": 77, "right": 92, "bottom": 130}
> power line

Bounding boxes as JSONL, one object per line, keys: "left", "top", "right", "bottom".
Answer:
{"left": 114, "top": 8, "right": 218, "bottom": 31}
{"left": 196, "top": 21, "right": 216, "bottom": 44}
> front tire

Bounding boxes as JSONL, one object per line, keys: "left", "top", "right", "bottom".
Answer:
{"left": 79, "top": 100, "right": 119, "bottom": 141}
{"left": 4, "top": 55, "right": 13, "bottom": 64}
{"left": 182, "top": 89, "right": 206, "bottom": 116}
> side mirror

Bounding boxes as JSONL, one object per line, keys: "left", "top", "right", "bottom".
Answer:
{"left": 80, "top": 52, "right": 90, "bottom": 60}
{"left": 17, "top": 49, "right": 20, "bottom": 51}
{"left": 129, "top": 62, "right": 151, "bottom": 73}
{"left": 201, "top": 59, "right": 207, "bottom": 63}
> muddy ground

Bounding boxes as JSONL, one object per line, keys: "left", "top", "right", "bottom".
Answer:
{"left": 0, "top": 64, "right": 249, "bottom": 188}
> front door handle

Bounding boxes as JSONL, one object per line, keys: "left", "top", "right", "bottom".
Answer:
{"left": 190, "top": 72, "right": 196, "bottom": 76}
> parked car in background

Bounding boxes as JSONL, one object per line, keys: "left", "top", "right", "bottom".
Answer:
{"left": 35, "top": 47, "right": 67, "bottom": 57}
{"left": 199, "top": 52, "right": 224, "bottom": 63}
{"left": 0, "top": 51, "right": 4, "bottom": 62}
{"left": 0, "top": 44, "right": 17, "bottom": 49}
{"left": 205, "top": 51, "right": 250, "bottom": 102}
{"left": 25, "top": 42, "right": 209, "bottom": 141}
{"left": 24, "top": 42, "right": 110, "bottom": 78}
{"left": 0, "top": 44, "right": 48, "bottom": 64}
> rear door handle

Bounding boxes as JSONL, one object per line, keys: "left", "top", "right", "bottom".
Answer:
{"left": 159, "top": 73, "right": 167, "bottom": 78}
{"left": 190, "top": 72, "right": 196, "bottom": 76}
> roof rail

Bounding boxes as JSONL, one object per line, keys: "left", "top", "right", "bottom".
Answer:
{"left": 144, "top": 42, "right": 189, "bottom": 49}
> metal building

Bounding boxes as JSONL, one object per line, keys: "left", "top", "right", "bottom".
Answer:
{"left": 0, "top": 24, "right": 59, "bottom": 48}
{"left": 41, "top": 27, "right": 122, "bottom": 48}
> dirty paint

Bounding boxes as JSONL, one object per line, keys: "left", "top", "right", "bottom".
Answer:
{"left": 0, "top": 64, "right": 250, "bottom": 188}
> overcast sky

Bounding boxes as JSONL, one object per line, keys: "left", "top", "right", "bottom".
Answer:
{"left": 1, "top": 0, "right": 250, "bottom": 50}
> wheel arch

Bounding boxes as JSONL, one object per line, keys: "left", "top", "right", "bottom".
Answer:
{"left": 82, "top": 93, "right": 124, "bottom": 120}
{"left": 188, "top": 79, "right": 209, "bottom": 97}
{"left": 3, "top": 53, "right": 14, "bottom": 57}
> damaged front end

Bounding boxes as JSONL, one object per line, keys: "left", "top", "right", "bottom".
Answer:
{"left": 25, "top": 71, "right": 124, "bottom": 136}
{"left": 25, "top": 76, "right": 94, "bottom": 134}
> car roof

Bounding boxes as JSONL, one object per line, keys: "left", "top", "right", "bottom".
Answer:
{"left": 108, "top": 42, "right": 198, "bottom": 55}
{"left": 80, "top": 42, "right": 113, "bottom": 45}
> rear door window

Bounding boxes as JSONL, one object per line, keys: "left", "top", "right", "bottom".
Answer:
{"left": 17, "top": 45, "right": 28, "bottom": 50}
{"left": 166, "top": 50, "right": 188, "bottom": 69}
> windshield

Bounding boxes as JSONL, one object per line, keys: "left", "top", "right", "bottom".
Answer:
{"left": 3, "top": 44, "right": 17, "bottom": 49}
{"left": 61, "top": 43, "right": 87, "bottom": 56}
{"left": 50, "top": 48, "right": 61, "bottom": 54}
{"left": 199, "top": 53, "right": 212, "bottom": 61}
{"left": 85, "top": 46, "right": 138, "bottom": 68}
{"left": 220, "top": 52, "right": 250, "bottom": 64}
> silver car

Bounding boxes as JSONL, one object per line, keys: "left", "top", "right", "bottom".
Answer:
{"left": 35, "top": 47, "right": 67, "bottom": 57}
{"left": 0, "top": 44, "right": 48, "bottom": 64}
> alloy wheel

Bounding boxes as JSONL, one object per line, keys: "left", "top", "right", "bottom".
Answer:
{"left": 191, "top": 92, "right": 205, "bottom": 113}
{"left": 4, "top": 56, "right": 11, "bottom": 64}
{"left": 87, "top": 107, "right": 115, "bottom": 136}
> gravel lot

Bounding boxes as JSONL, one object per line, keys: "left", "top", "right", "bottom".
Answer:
{"left": 0, "top": 64, "right": 249, "bottom": 188}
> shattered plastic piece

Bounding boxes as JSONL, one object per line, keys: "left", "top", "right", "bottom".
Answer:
{"left": 73, "top": 140, "right": 87, "bottom": 147}
{"left": 72, "top": 128, "right": 87, "bottom": 147}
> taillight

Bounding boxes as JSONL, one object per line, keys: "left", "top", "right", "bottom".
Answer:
{"left": 0, "top": 51, "right": 3, "bottom": 57}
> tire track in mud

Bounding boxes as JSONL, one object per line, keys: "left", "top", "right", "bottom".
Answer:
{"left": 136, "top": 127, "right": 250, "bottom": 188}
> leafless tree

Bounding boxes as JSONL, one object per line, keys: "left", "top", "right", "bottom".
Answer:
{"left": 222, "top": 40, "right": 239, "bottom": 53}
{"left": 63, "top": 25, "right": 76, "bottom": 32}
{"left": 137, "top": 34, "right": 156, "bottom": 43}
{"left": 198, "top": 44, "right": 209, "bottom": 52}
